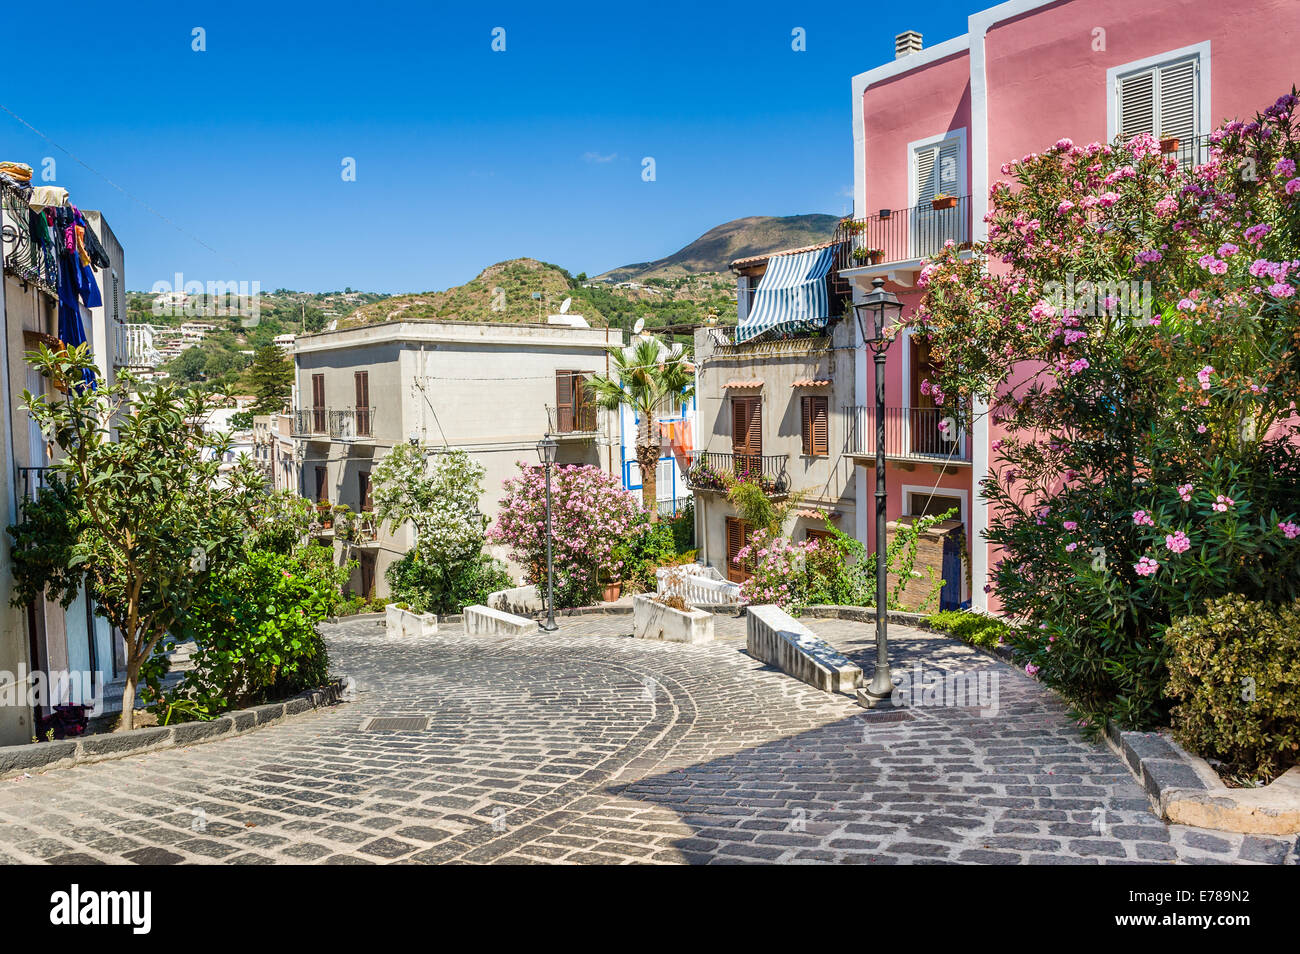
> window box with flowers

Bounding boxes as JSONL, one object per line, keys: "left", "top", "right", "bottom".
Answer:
{"left": 930, "top": 193, "right": 958, "bottom": 211}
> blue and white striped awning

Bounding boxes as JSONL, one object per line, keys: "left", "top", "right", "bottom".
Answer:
{"left": 737, "top": 244, "right": 836, "bottom": 343}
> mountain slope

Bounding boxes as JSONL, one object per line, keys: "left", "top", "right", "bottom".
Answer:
{"left": 597, "top": 213, "right": 839, "bottom": 282}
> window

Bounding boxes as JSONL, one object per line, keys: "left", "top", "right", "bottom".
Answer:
{"left": 314, "top": 465, "right": 328, "bottom": 503}
{"left": 725, "top": 517, "right": 753, "bottom": 583}
{"left": 311, "top": 373, "right": 326, "bottom": 433}
{"left": 554, "top": 370, "right": 594, "bottom": 433}
{"left": 909, "top": 492, "right": 963, "bottom": 522}
{"left": 910, "top": 130, "right": 968, "bottom": 257}
{"left": 358, "top": 471, "right": 373, "bottom": 512}
{"left": 354, "top": 371, "right": 371, "bottom": 437}
{"left": 805, "top": 527, "right": 833, "bottom": 544}
{"left": 801, "top": 395, "right": 829, "bottom": 457}
{"left": 1117, "top": 54, "right": 1199, "bottom": 145}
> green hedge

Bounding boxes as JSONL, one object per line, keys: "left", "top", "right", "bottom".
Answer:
{"left": 1164, "top": 595, "right": 1300, "bottom": 781}
{"left": 926, "top": 610, "right": 1012, "bottom": 650}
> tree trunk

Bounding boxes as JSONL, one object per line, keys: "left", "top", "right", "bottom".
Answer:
{"left": 637, "top": 416, "right": 661, "bottom": 522}
{"left": 118, "top": 668, "right": 137, "bottom": 732}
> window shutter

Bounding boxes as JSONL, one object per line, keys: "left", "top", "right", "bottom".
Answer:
{"left": 1158, "top": 58, "right": 1197, "bottom": 141}
{"left": 1119, "top": 68, "right": 1156, "bottom": 140}
{"left": 936, "top": 139, "right": 960, "bottom": 195}
{"left": 555, "top": 370, "right": 574, "bottom": 432}
{"left": 732, "top": 398, "right": 748, "bottom": 453}
{"left": 312, "top": 373, "right": 325, "bottom": 408}
{"left": 812, "top": 396, "right": 829, "bottom": 456}
{"left": 747, "top": 400, "right": 762, "bottom": 455}
{"left": 915, "top": 146, "right": 938, "bottom": 201}
{"left": 726, "top": 517, "right": 752, "bottom": 583}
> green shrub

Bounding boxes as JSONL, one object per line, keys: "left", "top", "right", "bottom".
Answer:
{"left": 385, "top": 551, "right": 512, "bottom": 616}
{"left": 927, "top": 610, "right": 1012, "bottom": 650}
{"left": 1164, "top": 595, "right": 1300, "bottom": 781}
{"left": 145, "top": 548, "right": 347, "bottom": 718}
{"left": 614, "top": 516, "right": 680, "bottom": 592}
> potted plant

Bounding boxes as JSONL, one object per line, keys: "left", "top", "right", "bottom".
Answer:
{"left": 315, "top": 501, "right": 333, "bottom": 529}
{"left": 931, "top": 193, "right": 958, "bottom": 211}
{"left": 1160, "top": 136, "right": 1180, "bottom": 154}
{"left": 601, "top": 577, "right": 623, "bottom": 602}
{"left": 852, "top": 247, "right": 885, "bottom": 265}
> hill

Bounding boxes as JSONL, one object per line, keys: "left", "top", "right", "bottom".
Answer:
{"left": 596, "top": 213, "right": 839, "bottom": 282}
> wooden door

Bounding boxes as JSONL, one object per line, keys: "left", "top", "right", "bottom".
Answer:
{"left": 314, "top": 465, "right": 328, "bottom": 503}
{"left": 358, "top": 552, "right": 376, "bottom": 599}
{"left": 354, "top": 371, "right": 370, "bottom": 437}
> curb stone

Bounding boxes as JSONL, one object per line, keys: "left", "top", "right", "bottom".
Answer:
{"left": 1104, "top": 722, "right": 1300, "bottom": 835}
{"left": 0, "top": 677, "right": 350, "bottom": 780}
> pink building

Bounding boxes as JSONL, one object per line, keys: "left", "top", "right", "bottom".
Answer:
{"left": 841, "top": 0, "right": 1300, "bottom": 610}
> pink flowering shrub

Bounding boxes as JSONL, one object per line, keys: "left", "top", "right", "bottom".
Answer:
{"left": 489, "top": 463, "right": 640, "bottom": 608}
{"left": 914, "top": 91, "right": 1300, "bottom": 731}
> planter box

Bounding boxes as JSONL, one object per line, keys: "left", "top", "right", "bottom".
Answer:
{"left": 487, "top": 584, "right": 545, "bottom": 617}
{"left": 632, "top": 593, "right": 714, "bottom": 644}
{"left": 385, "top": 604, "right": 438, "bottom": 637}
{"left": 931, "top": 196, "right": 958, "bottom": 210}
{"left": 464, "top": 605, "right": 538, "bottom": 637}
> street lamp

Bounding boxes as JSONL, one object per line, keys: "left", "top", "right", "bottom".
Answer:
{"left": 853, "top": 277, "right": 904, "bottom": 708}
{"left": 536, "top": 433, "right": 559, "bottom": 632}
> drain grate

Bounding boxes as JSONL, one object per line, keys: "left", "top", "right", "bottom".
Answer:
{"left": 857, "top": 710, "right": 912, "bottom": 724}
{"left": 361, "top": 716, "right": 430, "bottom": 732}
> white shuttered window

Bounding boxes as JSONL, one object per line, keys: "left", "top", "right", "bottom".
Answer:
{"left": 1117, "top": 54, "right": 1199, "bottom": 143}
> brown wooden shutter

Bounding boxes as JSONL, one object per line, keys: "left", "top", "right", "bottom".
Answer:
{"left": 354, "top": 371, "right": 370, "bottom": 436}
{"left": 731, "top": 397, "right": 761, "bottom": 455}
{"left": 555, "top": 370, "right": 574, "bottom": 432}
{"left": 314, "top": 465, "right": 328, "bottom": 503}
{"left": 312, "top": 373, "right": 326, "bottom": 433}
{"left": 725, "top": 517, "right": 752, "bottom": 583}
{"left": 359, "top": 471, "right": 372, "bottom": 512}
{"left": 812, "top": 396, "right": 828, "bottom": 456}
{"left": 801, "top": 397, "right": 813, "bottom": 456}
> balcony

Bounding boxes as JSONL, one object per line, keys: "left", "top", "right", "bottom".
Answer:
{"left": 845, "top": 406, "right": 970, "bottom": 465}
{"left": 546, "top": 403, "right": 597, "bottom": 436}
{"left": 834, "top": 196, "right": 972, "bottom": 286}
{"left": 686, "top": 451, "right": 789, "bottom": 496}
{"left": 292, "top": 406, "right": 375, "bottom": 441}
{"left": 1, "top": 182, "right": 58, "bottom": 296}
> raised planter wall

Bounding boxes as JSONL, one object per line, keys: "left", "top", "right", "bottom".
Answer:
{"left": 464, "top": 605, "right": 538, "bottom": 636}
{"left": 386, "top": 604, "right": 439, "bottom": 637}
{"left": 746, "top": 605, "right": 862, "bottom": 696}
{"left": 487, "top": 585, "right": 546, "bottom": 617}
{"left": 632, "top": 594, "right": 715, "bottom": 644}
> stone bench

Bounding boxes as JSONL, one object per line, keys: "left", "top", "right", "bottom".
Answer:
{"left": 464, "top": 605, "right": 538, "bottom": 636}
{"left": 746, "top": 605, "right": 862, "bottom": 696}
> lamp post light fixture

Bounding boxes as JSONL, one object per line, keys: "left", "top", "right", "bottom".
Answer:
{"left": 536, "top": 433, "right": 559, "bottom": 632}
{"left": 852, "top": 277, "right": 905, "bottom": 708}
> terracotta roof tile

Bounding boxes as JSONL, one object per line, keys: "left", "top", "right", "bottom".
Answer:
{"left": 721, "top": 379, "right": 764, "bottom": 389}
{"left": 791, "top": 378, "right": 831, "bottom": 387}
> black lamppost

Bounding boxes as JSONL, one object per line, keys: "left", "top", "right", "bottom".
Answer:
{"left": 536, "top": 434, "right": 559, "bottom": 631}
{"left": 853, "top": 277, "right": 904, "bottom": 708}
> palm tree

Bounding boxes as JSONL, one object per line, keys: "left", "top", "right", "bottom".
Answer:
{"left": 586, "top": 332, "right": 694, "bottom": 521}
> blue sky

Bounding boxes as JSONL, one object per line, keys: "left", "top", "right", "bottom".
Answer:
{"left": 4, "top": 0, "right": 975, "bottom": 293}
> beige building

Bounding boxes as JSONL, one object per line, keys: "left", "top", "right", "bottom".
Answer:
{"left": 690, "top": 245, "right": 858, "bottom": 582}
{"left": 0, "top": 181, "right": 125, "bottom": 743}
{"left": 292, "top": 320, "right": 624, "bottom": 596}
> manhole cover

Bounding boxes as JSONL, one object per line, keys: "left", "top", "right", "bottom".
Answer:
{"left": 361, "top": 716, "right": 429, "bottom": 732}
{"left": 858, "top": 710, "right": 912, "bottom": 724}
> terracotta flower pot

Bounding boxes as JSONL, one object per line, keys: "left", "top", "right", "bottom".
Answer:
{"left": 931, "top": 195, "right": 958, "bottom": 211}
{"left": 1160, "top": 137, "right": 1180, "bottom": 154}
{"left": 602, "top": 581, "right": 623, "bottom": 602}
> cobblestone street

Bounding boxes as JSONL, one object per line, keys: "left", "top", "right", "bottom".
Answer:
{"left": 0, "top": 614, "right": 1295, "bottom": 865}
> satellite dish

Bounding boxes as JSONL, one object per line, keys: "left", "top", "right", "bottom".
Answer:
{"left": 560, "top": 297, "right": 572, "bottom": 314}
{"left": 633, "top": 317, "right": 645, "bottom": 335}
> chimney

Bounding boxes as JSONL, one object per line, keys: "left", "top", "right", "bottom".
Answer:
{"left": 895, "top": 30, "right": 923, "bottom": 58}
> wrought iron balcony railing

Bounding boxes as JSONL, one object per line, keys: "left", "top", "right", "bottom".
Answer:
{"left": 546, "top": 403, "right": 597, "bottom": 435}
{"left": 1, "top": 182, "right": 58, "bottom": 295}
{"left": 834, "top": 196, "right": 972, "bottom": 271}
{"left": 292, "top": 407, "right": 375, "bottom": 440}
{"left": 686, "top": 451, "right": 789, "bottom": 495}
{"left": 846, "top": 406, "right": 970, "bottom": 463}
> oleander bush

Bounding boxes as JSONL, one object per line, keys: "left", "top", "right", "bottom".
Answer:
{"left": 1164, "top": 596, "right": 1300, "bottom": 781}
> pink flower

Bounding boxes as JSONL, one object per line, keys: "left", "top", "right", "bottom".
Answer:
{"left": 1196, "top": 365, "right": 1214, "bottom": 390}
{"left": 1065, "top": 542, "right": 1078, "bottom": 552}
{"left": 1134, "top": 556, "right": 1160, "bottom": 577}
{"left": 1279, "top": 521, "right": 1300, "bottom": 539}
{"left": 1286, "top": 178, "right": 1300, "bottom": 195}
{"left": 1132, "top": 510, "right": 1155, "bottom": 527}
{"left": 1212, "top": 494, "right": 1235, "bottom": 513}
{"left": 1025, "top": 663, "right": 1040, "bottom": 677}
{"left": 1177, "top": 483, "right": 1193, "bottom": 502}
{"left": 1063, "top": 520, "right": 1077, "bottom": 531}
{"left": 1164, "top": 531, "right": 1190, "bottom": 554}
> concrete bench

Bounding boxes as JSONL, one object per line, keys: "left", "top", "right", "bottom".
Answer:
{"left": 464, "top": 605, "right": 538, "bottom": 636}
{"left": 746, "top": 605, "right": 862, "bottom": 695}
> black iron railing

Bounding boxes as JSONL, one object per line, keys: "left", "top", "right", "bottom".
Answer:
{"left": 293, "top": 407, "right": 374, "bottom": 439}
{"left": 1, "top": 183, "right": 58, "bottom": 294}
{"left": 834, "top": 196, "right": 972, "bottom": 271}
{"left": 846, "top": 406, "right": 970, "bottom": 462}
{"left": 686, "top": 451, "right": 789, "bottom": 495}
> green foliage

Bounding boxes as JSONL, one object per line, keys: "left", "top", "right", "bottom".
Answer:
{"left": 384, "top": 551, "right": 512, "bottom": 616}
{"left": 927, "top": 610, "right": 1012, "bottom": 650}
{"left": 1164, "top": 596, "right": 1300, "bottom": 781}
{"left": 614, "top": 517, "right": 682, "bottom": 592}
{"left": 248, "top": 344, "right": 293, "bottom": 415}
{"left": 667, "top": 498, "right": 695, "bottom": 552}
{"left": 229, "top": 410, "right": 254, "bottom": 429}
{"left": 8, "top": 346, "right": 263, "bottom": 731}
{"left": 143, "top": 547, "right": 346, "bottom": 718}
{"left": 244, "top": 491, "right": 315, "bottom": 555}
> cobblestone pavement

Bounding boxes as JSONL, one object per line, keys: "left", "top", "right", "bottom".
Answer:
{"left": 0, "top": 614, "right": 1295, "bottom": 865}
